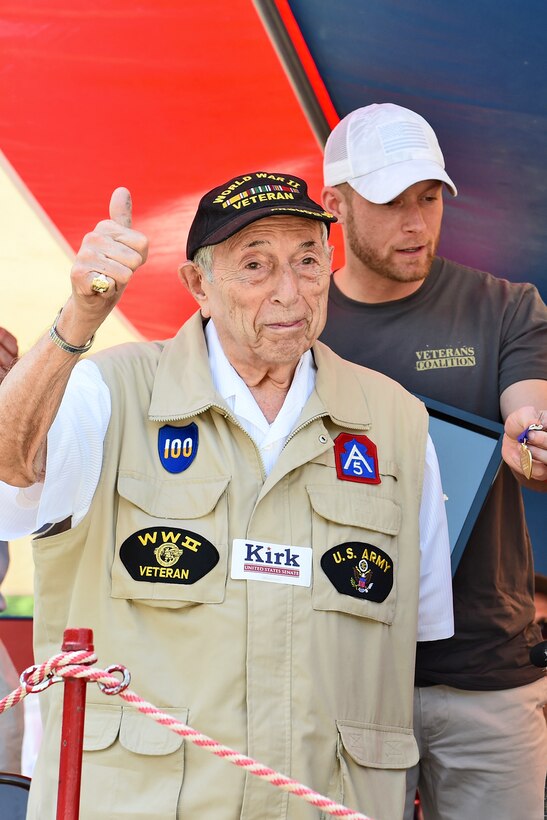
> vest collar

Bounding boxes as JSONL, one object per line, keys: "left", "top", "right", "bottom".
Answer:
{"left": 311, "top": 341, "right": 372, "bottom": 430}
{"left": 148, "top": 311, "right": 223, "bottom": 422}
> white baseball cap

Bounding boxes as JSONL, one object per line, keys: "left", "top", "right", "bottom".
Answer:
{"left": 323, "top": 103, "right": 457, "bottom": 203}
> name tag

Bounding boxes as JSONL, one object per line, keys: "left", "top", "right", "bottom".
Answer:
{"left": 231, "top": 539, "right": 312, "bottom": 587}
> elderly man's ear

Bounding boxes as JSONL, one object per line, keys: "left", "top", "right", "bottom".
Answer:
{"left": 178, "top": 262, "right": 211, "bottom": 317}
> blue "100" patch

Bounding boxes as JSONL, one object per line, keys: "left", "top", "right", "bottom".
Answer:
{"left": 158, "top": 423, "right": 199, "bottom": 473}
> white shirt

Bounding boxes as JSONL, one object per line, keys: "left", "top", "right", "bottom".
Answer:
{"left": 0, "top": 322, "right": 453, "bottom": 641}
{"left": 206, "top": 322, "right": 316, "bottom": 476}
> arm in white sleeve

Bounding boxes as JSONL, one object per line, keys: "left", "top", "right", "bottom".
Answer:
{"left": 416, "top": 434, "right": 455, "bottom": 641}
{"left": 0, "top": 360, "right": 110, "bottom": 539}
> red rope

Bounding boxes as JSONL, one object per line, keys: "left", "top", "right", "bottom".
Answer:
{"left": 1, "top": 652, "right": 376, "bottom": 820}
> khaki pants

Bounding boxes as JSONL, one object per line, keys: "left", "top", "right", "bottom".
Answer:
{"left": 404, "top": 678, "right": 547, "bottom": 820}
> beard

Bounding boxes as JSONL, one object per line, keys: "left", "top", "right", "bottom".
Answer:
{"left": 345, "top": 204, "right": 439, "bottom": 284}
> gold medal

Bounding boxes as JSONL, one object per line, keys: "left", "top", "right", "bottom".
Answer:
{"left": 520, "top": 442, "right": 533, "bottom": 480}
{"left": 518, "top": 423, "right": 544, "bottom": 480}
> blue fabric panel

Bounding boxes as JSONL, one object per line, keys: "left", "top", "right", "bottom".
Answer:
{"left": 288, "top": 0, "right": 546, "bottom": 567}
{"left": 289, "top": 0, "right": 547, "bottom": 302}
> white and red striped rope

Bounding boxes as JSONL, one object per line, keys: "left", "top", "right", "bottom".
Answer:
{"left": 0, "top": 651, "right": 375, "bottom": 820}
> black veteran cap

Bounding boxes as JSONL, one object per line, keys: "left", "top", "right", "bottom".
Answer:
{"left": 186, "top": 171, "right": 336, "bottom": 259}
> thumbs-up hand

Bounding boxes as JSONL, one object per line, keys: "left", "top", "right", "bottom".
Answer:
{"left": 71, "top": 186, "right": 148, "bottom": 301}
{"left": 63, "top": 188, "right": 149, "bottom": 340}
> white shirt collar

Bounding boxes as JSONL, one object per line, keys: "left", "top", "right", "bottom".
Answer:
{"left": 204, "top": 319, "right": 316, "bottom": 446}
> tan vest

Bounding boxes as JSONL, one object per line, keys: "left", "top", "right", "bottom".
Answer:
{"left": 29, "top": 312, "right": 427, "bottom": 820}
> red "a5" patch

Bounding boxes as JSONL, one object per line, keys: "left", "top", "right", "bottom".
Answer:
{"left": 334, "top": 433, "right": 381, "bottom": 484}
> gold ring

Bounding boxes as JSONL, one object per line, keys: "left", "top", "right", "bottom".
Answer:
{"left": 91, "top": 273, "right": 111, "bottom": 293}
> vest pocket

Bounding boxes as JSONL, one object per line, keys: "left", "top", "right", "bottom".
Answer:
{"left": 81, "top": 703, "right": 188, "bottom": 819}
{"left": 336, "top": 720, "right": 418, "bottom": 769}
{"left": 330, "top": 721, "right": 418, "bottom": 820}
{"left": 307, "top": 484, "right": 401, "bottom": 625}
{"left": 111, "top": 472, "right": 230, "bottom": 607}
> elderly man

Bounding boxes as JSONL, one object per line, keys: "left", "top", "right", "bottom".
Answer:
{"left": 0, "top": 172, "right": 453, "bottom": 820}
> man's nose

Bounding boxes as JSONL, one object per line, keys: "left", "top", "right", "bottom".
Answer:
{"left": 402, "top": 203, "right": 427, "bottom": 232}
{"left": 271, "top": 263, "right": 300, "bottom": 303}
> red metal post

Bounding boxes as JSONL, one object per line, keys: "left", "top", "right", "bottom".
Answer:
{"left": 56, "top": 628, "right": 94, "bottom": 820}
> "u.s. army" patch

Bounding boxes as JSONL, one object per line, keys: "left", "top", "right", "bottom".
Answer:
{"left": 320, "top": 542, "right": 393, "bottom": 602}
{"left": 119, "top": 527, "right": 219, "bottom": 585}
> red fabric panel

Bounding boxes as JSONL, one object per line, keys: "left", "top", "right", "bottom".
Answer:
{"left": 1, "top": 1, "right": 334, "bottom": 338}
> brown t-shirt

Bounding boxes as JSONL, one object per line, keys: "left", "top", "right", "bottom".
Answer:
{"left": 320, "top": 257, "right": 547, "bottom": 689}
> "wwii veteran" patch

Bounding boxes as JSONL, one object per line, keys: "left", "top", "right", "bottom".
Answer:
{"left": 120, "top": 527, "right": 219, "bottom": 585}
{"left": 320, "top": 542, "right": 393, "bottom": 602}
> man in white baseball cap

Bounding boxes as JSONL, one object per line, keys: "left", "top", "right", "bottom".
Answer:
{"left": 320, "top": 102, "right": 547, "bottom": 820}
